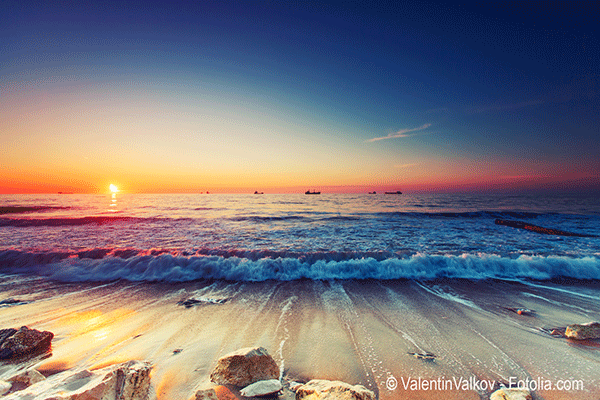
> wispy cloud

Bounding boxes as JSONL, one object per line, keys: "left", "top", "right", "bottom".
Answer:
{"left": 366, "top": 123, "right": 432, "bottom": 143}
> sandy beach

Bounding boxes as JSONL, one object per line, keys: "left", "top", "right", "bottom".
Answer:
{"left": 1, "top": 276, "right": 598, "bottom": 399}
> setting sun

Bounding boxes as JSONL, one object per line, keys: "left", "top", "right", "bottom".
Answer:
{"left": 109, "top": 184, "right": 119, "bottom": 193}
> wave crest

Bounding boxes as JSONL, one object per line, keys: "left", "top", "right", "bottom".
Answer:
{"left": 1, "top": 249, "right": 598, "bottom": 282}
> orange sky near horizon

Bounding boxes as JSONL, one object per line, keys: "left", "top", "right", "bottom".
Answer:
{"left": 0, "top": 163, "right": 593, "bottom": 194}
{"left": 2, "top": 87, "right": 592, "bottom": 195}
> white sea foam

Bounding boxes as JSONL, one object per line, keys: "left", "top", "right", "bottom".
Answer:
{"left": 415, "top": 282, "right": 482, "bottom": 310}
{"left": 1, "top": 250, "right": 599, "bottom": 282}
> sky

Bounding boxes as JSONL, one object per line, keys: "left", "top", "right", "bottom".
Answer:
{"left": 1, "top": 0, "right": 599, "bottom": 193}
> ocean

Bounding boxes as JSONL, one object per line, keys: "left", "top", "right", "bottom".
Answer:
{"left": 1, "top": 192, "right": 599, "bottom": 282}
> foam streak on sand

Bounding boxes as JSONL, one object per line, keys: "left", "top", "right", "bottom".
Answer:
{"left": 414, "top": 282, "right": 482, "bottom": 310}
{"left": 275, "top": 296, "right": 296, "bottom": 380}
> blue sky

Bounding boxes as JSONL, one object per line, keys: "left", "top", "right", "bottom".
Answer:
{"left": 1, "top": 1, "right": 599, "bottom": 192}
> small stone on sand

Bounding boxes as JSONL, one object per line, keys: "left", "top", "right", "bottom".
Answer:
{"left": 240, "top": 379, "right": 282, "bottom": 397}
{"left": 565, "top": 322, "right": 600, "bottom": 340}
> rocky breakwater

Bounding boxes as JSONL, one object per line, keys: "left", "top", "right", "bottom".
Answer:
{"left": 0, "top": 326, "right": 53, "bottom": 360}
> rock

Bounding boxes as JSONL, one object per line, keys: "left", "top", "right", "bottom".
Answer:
{"left": 0, "top": 299, "right": 29, "bottom": 307}
{"left": 503, "top": 307, "right": 534, "bottom": 316}
{"left": 0, "top": 380, "right": 11, "bottom": 395}
{"left": 214, "top": 385, "right": 237, "bottom": 400}
{"left": 0, "top": 326, "right": 53, "bottom": 359}
{"left": 4, "top": 360, "right": 151, "bottom": 400}
{"left": 289, "top": 381, "right": 304, "bottom": 392}
{"left": 8, "top": 368, "right": 46, "bottom": 388}
{"left": 0, "top": 328, "right": 17, "bottom": 344}
{"left": 408, "top": 351, "right": 436, "bottom": 361}
{"left": 190, "top": 387, "right": 218, "bottom": 400}
{"left": 240, "top": 379, "right": 282, "bottom": 397}
{"left": 295, "top": 380, "right": 375, "bottom": 400}
{"left": 494, "top": 219, "right": 597, "bottom": 237}
{"left": 565, "top": 322, "right": 600, "bottom": 340}
{"left": 117, "top": 360, "right": 152, "bottom": 400}
{"left": 210, "top": 347, "right": 279, "bottom": 387}
{"left": 490, "top": 387, "right": 532, "bottom": 400}
{"left": 178, "top": 298, "right": 228, "bottom": 308}
{"left": 550, "top": 329, "right": 565, "bottom": 337}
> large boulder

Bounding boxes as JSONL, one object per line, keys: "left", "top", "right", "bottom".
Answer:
{"left": 490, "top": 388, "right": 532, "bottom": 400}
{"left": 4, "top": 360, "right": 151, "bottom": 400}
{"left": 565, "top": 322, "right": 600, "bottom": 340}
{"left": 210, "top": 347, "right": 279, "bottom": 387}
{"left": 240, "top": 379, "right": 282, "bottom": 397}
{"left": 295, "top": 380, "right": 375, "bottom": 400}
{"left": 0, "top": 326, "right": 53, "bottom": 359}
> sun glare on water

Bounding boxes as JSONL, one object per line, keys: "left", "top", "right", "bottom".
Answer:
{"left": 109, "top": 184, "right": 119, "bottom": 193}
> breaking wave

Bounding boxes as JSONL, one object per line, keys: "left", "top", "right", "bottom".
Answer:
{"left": 0, "top": 249, "right": 599, "bottom": 282}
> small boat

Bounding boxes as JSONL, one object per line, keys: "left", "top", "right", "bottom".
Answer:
{"left": 368, "top": 191, "right": 377, "bottom": 194}
{"left": 254, "top": 191, "right": 264, "bottom": 194}
{"left": 384, "top": 191, "right": 402, "bottom": 194}
{"left": 305, "top": 190, "right": 321, "bottom": 195}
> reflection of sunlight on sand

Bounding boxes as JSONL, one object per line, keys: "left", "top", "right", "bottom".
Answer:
{"left": 93, "top": 327, "right": 109, "bottom": 342}
{"left": 57, "top": 309, "right": 134, "bottom": 337}
{"left": 37, "top": 308, "right": 137, "bottom": 371}
{"left": 155, "top": 370, "right": 180, "bottom": 400}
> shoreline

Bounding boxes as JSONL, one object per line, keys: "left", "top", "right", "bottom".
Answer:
{"left": 0, "top": 276, "right": 599, "bottom": 399}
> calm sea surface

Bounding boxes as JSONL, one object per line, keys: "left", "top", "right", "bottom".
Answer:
{"left": 1, "top": 192, "right": 599, "bottom": 281}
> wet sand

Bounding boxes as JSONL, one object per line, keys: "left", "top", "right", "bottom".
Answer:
{"left": 0, "top": 276, "right": 599, "bottom": 399}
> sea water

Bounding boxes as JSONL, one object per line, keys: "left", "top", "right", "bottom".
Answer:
{"left": 1, "top": 192, "right": 599, "bottom": 282}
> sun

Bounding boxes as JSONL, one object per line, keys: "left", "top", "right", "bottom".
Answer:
{"left": 109, "top": 184, "right": 119, "bottom": 193}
